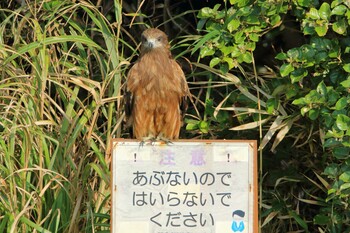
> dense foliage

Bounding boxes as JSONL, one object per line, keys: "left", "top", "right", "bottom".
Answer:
{"left": 195, "top": 0, "right": 350, "bottom": 232}
{"left": 0, "top": 0, "right": 349, "bottom": 232}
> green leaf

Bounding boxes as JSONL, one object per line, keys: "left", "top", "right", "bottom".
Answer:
{"left": 336, "top": 114, "right": 350, "bottom": 130}
{"left": 292, "top": 97, "right": 306, "bottom": 105}
{"left": 286, "top": 88, "right": 297, "bottom": 99}
{"left": 234, "top": 31, "right": 245, "bottom": 43}
{"left": 199, "top": 121, "right": 209, "bottom": 133}
{"left": 301, "top": 106, "right": 311, "bottom": 116}
{"left": 287, "top": 48, "right": 301, "bottom": 60}
{"left": 315, "top": 51, "right": 328, "bottom": 62}
{"left": 246, "top": 15, "right": 260, "bottom": 25}
{"left": 334, "top": 147, "right": 350, "bottom": 159}
{"left": 297, "top": 0, "right": 313, "bottom": 7}
{"left": 308, "top": 8, "right": 320, "bottom": 19}
{"left": 326, "top": 127, "right": 344, "bottom": 138}
{"left": 222, "top": 57, "right": 235, "bottom": 69}
{"left": 342, "top": 63, "right": 350, "bottom": 72}
{"left": 324, "top": 164, "right": 338, "bottom": 178}
{"left": 329, "top": 69, "right": 345, "bottom": 83}
{"left": 332, "top": 18, "right": 347, "bottom": 35}
{"left": 230, "top": 0, "right": 249, "bottom": 7}
{"left": 340, "top": 79, "right": 350, "bottom": 87}
{"left": 310, "top": 37, "right": 332, "bottom": 50}
{"left": 340, "top": 183, "right": 350, "bottom": 191}
{"left": 213, "top": 4, "right": 221, "bottom": 11}
{"left": 290, "top": 68, "right": 308, "bottom": 83}
{"left": 339, "top": 171, "right": 350, "bottom": 182}
{"left": 316, "top": 81, "right": 327, "bottom": 96}
{"left": 304, "top": 90, "right": 325, "bottom": 104}
{"left": 235, "top": 0, "right": 251, "bottom": 8}
{"left": 303, "top": 25, "right": 316, "bottom": 35}
{"left": 237, "top": 6, "right": 252, "bottom": 16}
{"left": 323, "top": 114, "right": 334, "bottom": 128}
{"left": 324, "top": 138, "right": 341, "bottom": 147}
{"left": 220, "top": 46, "right": 235, "bottom": 56}
{"left": 200, "top": 46, "right": 215, "bottom": 58}
{"left": 241, "top": 52, "right": 253, "bottom": 63}
{"left": 319, "top": 2, "right": 331, "bottom": 20}
{"left": 204, "top": 99, "right": 214, "bottom": 116}
{"left": 327, "top": 89, "right": 340, "bottom": 105}
{"left": 197, "top": 19, "right": 207, "bottom": 30}
{"left": 315, "top": 24, "right": 328, "bottom": 36}
{"left": 335, "top": 97, "right": 348, "bottom": 110}
{"left": 314, "top": 214, "right": 330, "bottom": 225}
{"left": 280, "top": 63, "right": 295, "bottom": 77}
{"left": 198, "top": 7, "right": 214, "bottom": 18}
{"left": 245, "top": 42, "right": 256, "bottom": 51}
{"left": 215, "top": 10, "right": 226, "bottom": 20}
{"left": 331, "top": 0, "right": 342, "bottom": 8}
{"left": 301, "top": 44, "right": 316, "bottom": 60}
{"left": 270, "top": 15, "right": 281, "bottom": 26}
{"left": 185, "top": 119, "right": 199, "bottom": 130}
{"left": 331, "top": 5, "right": 347, "bottom": 15}
{"left": 227, "top": 19, "right": 240, "bottom": 32}
{"left": 288, "top": 211, "right": 309, "bottom": 231}
{"left": 266, "top": 98, "right": 278, "bottom": 114}
{"left": 308, "top": 108, "right": 320, "bottom": 120}
{"left": 231, "top": 48, "right": 242, "bottom": 58}
{"left": 275, "top": 52, "right": 287, "bottom": 60}
{"left": 219, "top": 63, "right": 229, "bottom": 73}
{"left": 249, "top": 33, "right": 259, "bottom": 42}
{"left": 209, "top": 57, "right": 221, "bottom": 68}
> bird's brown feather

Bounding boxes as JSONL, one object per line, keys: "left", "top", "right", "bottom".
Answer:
{"left": 126, "top": 28, "right": 189, "bottom": 140}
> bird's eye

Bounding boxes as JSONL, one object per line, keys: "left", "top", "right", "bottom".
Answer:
{"left": 157, "top": 36, "right": 162, "bottom": 42}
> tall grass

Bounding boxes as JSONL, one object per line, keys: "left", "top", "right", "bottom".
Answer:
{"left": 0, "top": 1, "right": 126, "bottom": 232}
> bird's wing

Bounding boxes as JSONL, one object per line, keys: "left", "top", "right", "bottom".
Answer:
{"left": 124, "top": 90, "right": 133, "bottom": 119}
{"left": 125, "top": 62, "right": 140, "bottom": 127}
{"left": 172, "top": 60, "right": 189, "bottom": 118}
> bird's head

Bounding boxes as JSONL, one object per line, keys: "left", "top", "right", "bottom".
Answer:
{"left": 140, "top": 28, "right": 169, "bottom": 54}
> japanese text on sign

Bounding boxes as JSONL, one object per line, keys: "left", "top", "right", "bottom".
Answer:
{"left": 112, "top": 140, "right": 257, "bottom": 233}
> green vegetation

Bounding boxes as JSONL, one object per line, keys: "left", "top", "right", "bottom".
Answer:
{"left": 0, "top": 1, "right": 121, "bottom": 232}
{"left": 0, "top": 0, "right": 349, "bottom": 232}
{"left": 195, "top": 0, "right": 350, "bottom": 232}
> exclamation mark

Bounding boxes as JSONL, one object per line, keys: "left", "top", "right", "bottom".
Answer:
{"left": 134, "top": 153, "right": 137, "bottom": 162}
{"left": 227, "top": 153, "right": 230, "bottom": 162}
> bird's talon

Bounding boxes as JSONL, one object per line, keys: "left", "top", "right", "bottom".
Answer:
{"left": 139, "top": 136, "right": 157, "bottom": 147}
{"left": 157, "top": 136, "right": 173, "bottom": 145}
{"left": 151, "top": 138, "right": 157, "bottom": 146}
{"left": 165, "top": 140, "right": 173, "bottom": 145}
{"left": 139, "top": 141, "right": 145, "bottom": 148}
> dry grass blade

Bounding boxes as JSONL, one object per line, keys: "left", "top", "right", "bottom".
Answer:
{"left": 270, "top": 115, "right": 300, "bottom": 152}
{"left": 261, "top": 211, "right": 279, "bottom": 228}
{"left": 230, "top": 117, "right": 270, "bottom": 130}
{"left": 259, "top": 116, "right": 284, "bottom": 150}
{"left": 218, "top": 106, "right": 269, "bottom": 115}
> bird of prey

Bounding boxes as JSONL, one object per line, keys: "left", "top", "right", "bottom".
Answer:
{"left": 125, "top": 28, "right": 189, "bottom": 142}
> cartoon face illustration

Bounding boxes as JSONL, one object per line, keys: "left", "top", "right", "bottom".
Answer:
{"left": 231, "top": 210, "right": 245, "bottom": 232}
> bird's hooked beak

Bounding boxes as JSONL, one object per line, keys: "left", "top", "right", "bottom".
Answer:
{"left": 144, "top": 39, "right": 154, "bottom": 49}
{"left": 143, "top": 38, "right": 161, "bottom": 50}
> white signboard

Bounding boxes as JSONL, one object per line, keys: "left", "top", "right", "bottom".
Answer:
{"left": 112, "top": 139, "right": 257, "bottom": 233}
